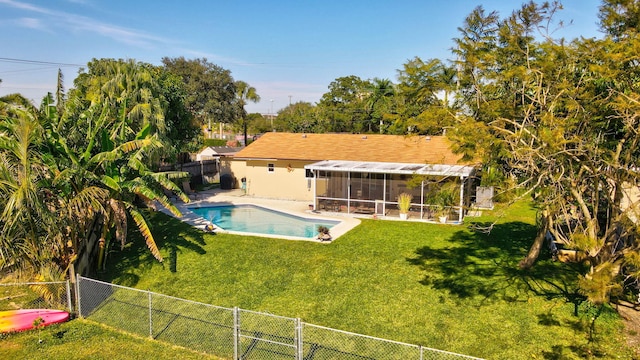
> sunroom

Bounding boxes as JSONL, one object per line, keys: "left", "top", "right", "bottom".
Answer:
{"left": 305, "top": 160, "right": 476, "bottom": 223}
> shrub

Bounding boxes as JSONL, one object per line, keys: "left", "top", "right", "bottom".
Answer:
{"left": 397, "top": 193, "right": 412, "bottom": 213}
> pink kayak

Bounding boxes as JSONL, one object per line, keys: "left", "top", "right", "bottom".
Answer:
{"left": 0, "top": 309, "right": 70, "bottom": 333}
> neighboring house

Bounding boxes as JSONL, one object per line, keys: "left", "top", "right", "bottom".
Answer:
{"left": 190, "top": 146, "right": 242, "bottom": 184}
{"left": 228, "top": 132, "right": 478, "bottom": 222}
{"left": 621, "top": 183, "right": 640, "bottom": 223}
{"left": 196, "top": 146, "right": 242, "bottom": 161}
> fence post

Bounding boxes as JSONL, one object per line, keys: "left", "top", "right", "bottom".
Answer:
{"left": 148, "top": 290, "right": 153, "bottom": 338}
{"left": 419, "top": 345, "right": 423, "bottom": 360}
{"left": 65, "top": 279, "right": 73, "bottom": 313}
{"left": 296, "top": 318, "right": 303, "bottom": 360}
{"left": 76, "top": 275, "right": 82, "bottom": 318}
{"left": 233, "top": 306, "right": 239, "bottom": 360}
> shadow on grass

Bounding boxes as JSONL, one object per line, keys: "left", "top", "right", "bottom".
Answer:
{"left": 408, "top": 221, "right": 628, "bottom": 359}
{"left": 99, "top": 211, "right": 209, "bottom": 287}
{"left": 407, "top": 221, "right": 585, "bottom": 307}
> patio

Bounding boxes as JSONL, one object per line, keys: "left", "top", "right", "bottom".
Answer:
{"left": 306, "top": 160, "right": 476, "bottom": 224}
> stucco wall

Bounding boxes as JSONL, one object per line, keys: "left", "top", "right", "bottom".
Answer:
{"left": 621, "top": 183, "right": 640, "bottom": 223}
{"left": 229, "top": 159, "right": 314, "bottom": 201}
{"left": 224, "top": 158, "right": 246, "bottom": 186}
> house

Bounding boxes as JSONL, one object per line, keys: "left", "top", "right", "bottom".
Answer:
{"left": 227, "top": 132, "right": 478, "bottom": 222}
{"left": 195, "top": 146, "right": 242, "bottom": 161}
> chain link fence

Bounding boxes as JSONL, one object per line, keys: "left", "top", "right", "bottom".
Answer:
{"left": 0, "top": 280, "right": 72, "bottom": 312}
{"left": 77, "top": 276, "right": 482, "bottom": 360}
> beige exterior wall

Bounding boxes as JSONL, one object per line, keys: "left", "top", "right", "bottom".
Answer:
{"left": 222, "top": 157, "right": 243, "bottom": 178}
{"left": 228, "top": 159, "right": 315, "bottom": 201}
{"left": 621, "top": 183, "right": 640, "bottom": 223}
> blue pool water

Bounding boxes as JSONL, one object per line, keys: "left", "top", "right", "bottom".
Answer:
{"left": 190, "top": 205, "right": 339, "bottom": 239}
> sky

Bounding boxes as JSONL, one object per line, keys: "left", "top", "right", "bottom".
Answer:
{"left": 0, "top": 0, "right": 604, "bottom": 115}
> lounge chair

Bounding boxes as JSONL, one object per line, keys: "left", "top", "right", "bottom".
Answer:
{"left": 182, "top": 181, "right": 201, "bottom": 200}
{"left": 163, "top": 188, "right": 178, "bottom": 202}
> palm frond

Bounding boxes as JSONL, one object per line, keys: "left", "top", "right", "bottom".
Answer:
{"left": 100, "top": 175, "right": 122, "bottom": 192}
{"left": 68, "top": 186, "right": 109, "bottom": 220}
{"left": 127, "top": 157, "right": 148, "bottom": 173}
{"left": 150, "top": 172, "right": 190, "bottom": 203}
{"left": 89, "top": 149, "right": 120, "bottom": 164}
{"left": 126, "top": 205, "right": 163, "bottom": 262}
{"left": 153, "top": 171, "right": 189, "bottom": 179}
{"left": 119, "top": 138, "right": 153, "bottom": 153}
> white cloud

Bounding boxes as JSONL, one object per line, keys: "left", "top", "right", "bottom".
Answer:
{"left": 17, "top": 17, "right": 44, "bottom": 30}
{"left": 0, "top": 0, "right": 174, "bottom": 48}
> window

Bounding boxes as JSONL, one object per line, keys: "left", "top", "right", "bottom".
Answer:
{"left": 305, "top": 169, "right": 314, "bottom": 178}
{"left": 268, "top": 163, "right": 274, "bottom": 173}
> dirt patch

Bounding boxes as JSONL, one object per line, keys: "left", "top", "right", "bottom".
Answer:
{"left": 617, "top": 301, "right": 640, "bottom": 357}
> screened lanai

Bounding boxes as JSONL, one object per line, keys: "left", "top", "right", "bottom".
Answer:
{"left": 305, "top": 160, "right": 476, "bottom": 223}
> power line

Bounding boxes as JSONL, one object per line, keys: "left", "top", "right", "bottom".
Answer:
{"left": 0, "top": 57, "right": 83, "bottom": 67}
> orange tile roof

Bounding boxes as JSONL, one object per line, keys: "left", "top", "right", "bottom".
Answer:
{"left": 234, "top": 132, "right": 470, "bottom": 165}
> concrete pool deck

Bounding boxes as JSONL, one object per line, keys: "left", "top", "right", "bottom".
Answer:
{"left": 161, "top": 188, "right": 361, "bottom": 242}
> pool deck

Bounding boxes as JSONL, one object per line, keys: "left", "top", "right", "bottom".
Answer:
{"left": 160, "top": 188, "right": 361, "bottom": 242}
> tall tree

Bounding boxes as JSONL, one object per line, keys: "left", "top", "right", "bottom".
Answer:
{"left": 396, "top": 57, "right": 458, "bottom": 134}
{"left": 55, "top": 68, "right": 65, "bottom": 117}
{"left": 162, "top": 57, "right": 237, "bottom": 132}
{"left": 235, "top": 80, "right": 260, "bottom": 145}
{"left": 0, "top": 96, "right": 62, "bottom": 279}
{"left": 58, "top": 60, "right": 188, "bottom": 272}
{"left": 317, "top": 75, "right": 369, "bottom": 133}
{"left": 63, "top": 59, "right": 167, "bottom": 150}
{"left": 155, "top": 68, "right": 200, "bottom": 156}
{"left": 451, "top": 6, "right": 500, "bottom": 121}
{"left": 598, "top": 0, "right": 640, "bottom": 39}
{"left": 365, "top": 78, "right": 396, "bottom": 133}
{"left": 451, "top": 1, "right": 640, "bottom": 306}
{"left": 277, "top": 102, "right": 320, "bottom": 133}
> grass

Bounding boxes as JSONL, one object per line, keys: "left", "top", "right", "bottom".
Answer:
{"left": 89, "top": 199, "right": 634, "bottom": 359}
{"left": 3, "top": 200, "right": 631, "bottom": 359}
{"left": 0, "top": 318, "right": 220, "bottom": 360}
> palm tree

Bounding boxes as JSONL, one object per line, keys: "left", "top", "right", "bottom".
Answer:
{"left": 0, "top": 95, "right": 68, "bottom": 280}
{"left": 235, "top": 81, "right": 260, "bottom": 145}
{"left": 58, "top": 60, "right": 189, "bottom": 272}
{"left": 366, "top": 78, "right": 396, "bottom": 133}
{"left": 1, "top": 61, "right": 190, "bottom": 279}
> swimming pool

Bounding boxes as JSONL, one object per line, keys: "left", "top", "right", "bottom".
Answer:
{"left": 190, "top": 204, "right": 339, "bottom": 239}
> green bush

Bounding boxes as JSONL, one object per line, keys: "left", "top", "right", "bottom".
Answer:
{"left": 203, "top": 139, "right": 228, "bottom": 147}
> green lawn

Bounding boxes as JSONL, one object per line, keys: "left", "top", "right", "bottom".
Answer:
{"left": 96, "top": 200, "right": 633, "bottom": 359}
{"left": 0, "top": 318, "right": 220, "bottom": 360}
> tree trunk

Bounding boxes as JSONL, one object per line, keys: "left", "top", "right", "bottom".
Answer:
{"left": 243, "top": 120, "right": 248, "bottom": 147}
{"left": 519, "top": 228, "right": 547, "bottom": 269}
{"left": 519, "top": 210, "right": 549, "bottom": 269}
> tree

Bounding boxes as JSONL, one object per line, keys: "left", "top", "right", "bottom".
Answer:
{"left": 598, "top": 0, "right": 640, "bottom": 39}
{"left": 317, "top": 75, "right": 369, "bottom": 133}
{"left": 63, "top": 59, "right": 167, "bottom": 151}
{"left": 57, "top": 59, "right": 189, "bottom": 272}
{"left": 235, "top": 80, "right": 260, "bottom": 145}
{"left": 277, "top": 102, "right": 320, "bottom": 133}
{"left": 162, "top": 57, "right": 237, "bottom": 131}
{"left": 246, "top": 113, "right": 270, "bottom": 135}
{"left": 365, "top": 78, "right": 397, "bottom": 133}
{"left": 396, "top": 57, "right": 458, "bottom": 134}
{"left": 155, "top": 68, "right": 200, "bottom": 156}
{"left": 451, "top": 5, "right": 500, "bottom": 121}
{"left": 451, "top": 1, "right": 640, "bottom": 306}
{"left": 0, "top": 95, "right": 64, "bottom": 279}
{"left": 0, "top": 59, "right": 192, "bottom": 280}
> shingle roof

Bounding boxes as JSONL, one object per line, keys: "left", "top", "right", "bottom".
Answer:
{"left": 234, "top": 132, "right": 470, "bottom": 165}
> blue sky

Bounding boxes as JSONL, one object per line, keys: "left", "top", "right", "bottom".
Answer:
{"left": 0, "top": 0, "right": 603, "bottom": 114}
